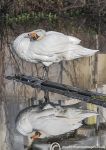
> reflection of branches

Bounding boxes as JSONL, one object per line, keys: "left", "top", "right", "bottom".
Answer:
{"left": 8, "top": 44, "right": 21, "bottom": 73}
{"left": 34, "top": 64, "right": 39, "bottom": 76}
{"left": 60, "top": 61, "right": 75, "bottom": 86}
{"left": 72, "top": 60, "right": 78, "bottom": 86}
{"left": 57, "top": 61, "right": 63, "bottom": 83}
{"left": 5, "top": 25, "right": 21, "bottom": 74}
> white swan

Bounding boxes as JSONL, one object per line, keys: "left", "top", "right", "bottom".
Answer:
{"left": 13, "top": 29, "right": 98, "bottom": 67}
{"left": 16, "top": 104, "right": 97, "bottom": 145}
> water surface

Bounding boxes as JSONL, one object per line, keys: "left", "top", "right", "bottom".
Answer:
{"left": 0, "top": 16, "right": 106, "bottom": 150}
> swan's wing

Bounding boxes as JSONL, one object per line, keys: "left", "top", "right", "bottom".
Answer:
{"left": 67, "top": 35, "right": 81, "bottom": 44}
{"left": 46, "top": 31, "right": 81, "bottom": 44}
{"left": 29, "top": 37, "right": 98, "bottom": 58}
{"left": 29, "top": 33, "right": 69, "bottom": 55}
{"left": 29, "top": 31, "right": 82, "bottom": 56}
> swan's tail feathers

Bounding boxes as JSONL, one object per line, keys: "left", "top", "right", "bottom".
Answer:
{"left": 82, "top": 48, "right": 99, "bottom": 57}
{"left": 64, "top": 48, "right": 99, "bottom": 61}
{"left": 70, "top": 123, "right": 82, "bottom": 131}
{"left": 73, "top": 48, "right": 99, "bottom": 58}
{"left": 80, "top": 112, "right": 98, "bottom": 121}
{"left": 64, "top": 108, "right": 98, "bottom": 122}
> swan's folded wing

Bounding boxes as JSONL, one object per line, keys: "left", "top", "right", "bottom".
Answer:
{"left": 29, "top": 35, "right": 97, "bottom": 58}
{"left": 46, "top": 31, "right": 81, "bottom": 44}
{"left": 67, "top": 35, "right": 81, "bottom": 44}
{"left": 29, "top": 33, "right": 71, "bottom": 56}
{"left": 29, "top": 31, "right": 81, "bottom": 56}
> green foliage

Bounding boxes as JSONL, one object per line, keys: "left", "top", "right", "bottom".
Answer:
{"left": 5, "top": 12, "right": 58, "bottom": 25}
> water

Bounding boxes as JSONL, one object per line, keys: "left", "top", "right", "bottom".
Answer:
{"left": 0, "top": 16, "right": 106, "bottom": 150}
{"left": 32, "top": 131, "right": 106, "bottom": 149}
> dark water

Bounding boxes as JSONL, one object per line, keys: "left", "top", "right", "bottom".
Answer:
{"left": 32, "top": 131, "right": 106, "bottom": 149}
{"left": 0, "top": 16, "right": 106, "bottom": 150}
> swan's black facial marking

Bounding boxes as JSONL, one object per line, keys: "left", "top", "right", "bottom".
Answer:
{"left": 35, "top": 131, "right": 41, "bottom": 136}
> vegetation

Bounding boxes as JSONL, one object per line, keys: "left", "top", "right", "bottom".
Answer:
{"left": 0, "top": 0, "right": 105, "bottom": 34}
{"left": 5, "top": 12, "right": 58, "bottom": 25}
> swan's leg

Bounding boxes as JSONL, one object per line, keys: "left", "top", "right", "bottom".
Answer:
{"left": 42, "top": 66, "right": 50, "bottom": 102}
{"left": 42, "top": 66, "right": 49, "bottom": 80}
{"left": 44, "top": 90, "right": 49, "bottom": 103}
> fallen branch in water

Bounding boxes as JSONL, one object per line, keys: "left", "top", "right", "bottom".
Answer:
{"left": 6, "top": 74, "right": 106, "bottom": 108}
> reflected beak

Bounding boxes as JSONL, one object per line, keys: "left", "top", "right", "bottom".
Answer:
{"left": 30, "top": 133, "right": 40, "bottom": 141}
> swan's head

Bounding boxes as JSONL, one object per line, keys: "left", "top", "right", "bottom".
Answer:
{"left": 26, "top": 29, "right": 46, "bottom": 41}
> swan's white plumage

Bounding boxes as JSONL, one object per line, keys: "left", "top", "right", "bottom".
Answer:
{"left": 16, "top": 104, "right": 97, "bottom": 138}
{"left": 13, "top": 29, "right": 98, "bottom": 66}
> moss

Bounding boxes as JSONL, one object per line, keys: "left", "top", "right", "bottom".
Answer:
{"left": 3, "top": 9, "right": 105, "bottom": 35}
{"left": 5, "top": 12, "right": 58, "bottom": 25}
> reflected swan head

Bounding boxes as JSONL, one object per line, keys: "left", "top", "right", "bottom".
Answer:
{"left": 27, "top": 130, "right": 48, "bottom": 149}
{"left": 28, "top": 130, "right": 47, "bottom": 146}
{"left": 27, "top": 131, "right": 40, "bottom": 148}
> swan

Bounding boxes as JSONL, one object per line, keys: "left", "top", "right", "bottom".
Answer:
{"left": 16, "top": 104, "right": 97, "bottom": 146}
{"left": 13, "top": 29, "right": 99, "bottom": 67}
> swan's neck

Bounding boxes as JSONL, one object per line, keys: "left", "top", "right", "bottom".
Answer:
{"left": 13, "top": 34, "right": 30, "bottom": 57}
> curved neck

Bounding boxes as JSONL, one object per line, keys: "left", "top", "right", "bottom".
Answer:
{"left": 13, "top": 34, "right": 30, "bottom": 55}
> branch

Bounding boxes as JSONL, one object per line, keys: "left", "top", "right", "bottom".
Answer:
{"left": 6, "top": 74, "right": 106, "bottom": 108}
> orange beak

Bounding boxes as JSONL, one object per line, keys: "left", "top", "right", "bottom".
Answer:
{"left": 29, "top": 32, "right": 39, "bottom": 40}
{"left": 31, "top": 32, "right": 36, "bottom": 38}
